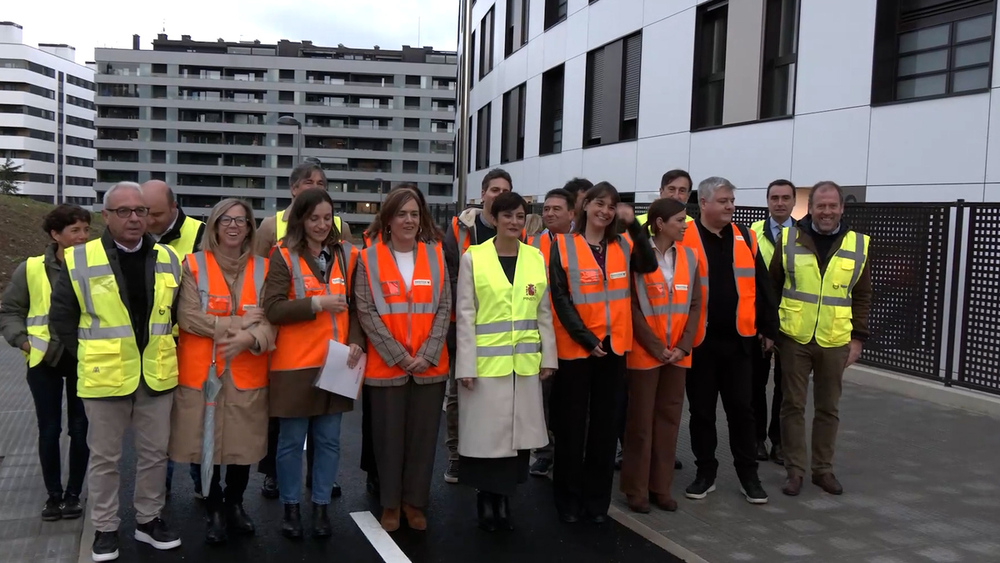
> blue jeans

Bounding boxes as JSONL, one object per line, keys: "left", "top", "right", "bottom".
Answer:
{"left": 277, "top": 414, "right": 342, "bottom": 505}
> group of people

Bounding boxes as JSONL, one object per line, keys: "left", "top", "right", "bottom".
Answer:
{"left": 0, "top": 160, "right": 872, "bottom": 562}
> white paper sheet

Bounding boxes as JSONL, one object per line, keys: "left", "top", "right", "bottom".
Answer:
{"left": 314, "top": 340, "right": 366, "bottom": 400}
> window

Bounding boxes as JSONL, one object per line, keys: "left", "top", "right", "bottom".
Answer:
{"left": 476, "top": 103, "right": 492, "bottom": 170}
{"left": 505, "top": 0, "right": 530, "bottom": 57}
{"left": 539, "top": 64, "right": 565, "bottom": 155}
{"left": 760, "top": 0, "right": 800, "bottom": 118}
{"left": 501, "top": 84, "right": 526, "bottom": 163}
{"left": 545, "top": 0, "right": 569, "bottom": 29}
{"left": 471, "top": 30, "right": 477, "bottom": 85}
{"left": 873, "top": 0, "right": 995, "bottom": 103}
{"left": 480, "top": 7, "right": 496, "bottom": 78}
{"left": 692, "top": 2, "right": 728, "bottom": 129}
{"left": 583, "top": 32, "right": 642, "bottom": 147}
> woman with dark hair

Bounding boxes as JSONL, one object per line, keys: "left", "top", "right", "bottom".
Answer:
{"left": 621, "top": 197, "right": 702, "bottom": 513}
{"left": 261, "top": 189, "right": 364, "bottom": 539}
{"left": 171, "top": 198, "right": 276, "bottom": 543}
{"left": 547, "top": 182, "right": 657, "bottom": 523}
{"left": 455, "top": 191, "right": 557, "bottom": 531}
{"left": 1, "top": 204, "right": 92, "bottom": 521}
{"left": 363, "top": 184, "right": 431, "bottom": 247}
{"left": 354, "top": 188, "right": 450, "bottom": 532}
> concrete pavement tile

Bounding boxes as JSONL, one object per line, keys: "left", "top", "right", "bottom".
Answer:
{"left": 910, "top": 521, "right": 977, "bottom": 541}
{"left": 913, "top": 546, "right": 964, "bottom": 562}
{"left": 872, "top": 529, "right": 933, "bottom": 548}
{"left": 960, "top": 541, "right": 1000, "bottom": 557}
{"left": 782, "top": 518, "right": 827, "bottom": 533}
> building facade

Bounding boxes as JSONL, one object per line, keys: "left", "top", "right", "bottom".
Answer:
{"left": 458, "top": 0, "right": 1000, "bottom": 206}
{"left": 0, "top": 22, "right": 97, "bottom": 206}
{"left": 95, "top": 35, "right": 457, "bottom": 230}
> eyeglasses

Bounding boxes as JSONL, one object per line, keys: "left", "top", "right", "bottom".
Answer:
{"left": 219, "top": 216, "right": 249, "bottom": 227}
{"left": 106, "top": 207, "right": 149, "bottom": 218}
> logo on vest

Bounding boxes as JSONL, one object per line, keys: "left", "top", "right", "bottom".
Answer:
{"left": 413, "top": 279, "right": 432, "bottom": 287}
{"left": 526, "top": 283, "right": 537, "bottom": 297}
{"left": 610, "top": 271, "right": 627, "bottom": 280}
{"left": 675, "top": 284, "right": 689, "bottom": 291}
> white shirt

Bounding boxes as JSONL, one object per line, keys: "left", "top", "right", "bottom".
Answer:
{"left": 393, "top": 249, "right": 416, "bottom": 291}
{"left": 650, "top": 239, "right": 676, "bottom": 287}
{"left": 150, "top": 211, "right": 179, "bottom": 242}
{"left": 115, "top": 238, "right": 143, "bottom": 254}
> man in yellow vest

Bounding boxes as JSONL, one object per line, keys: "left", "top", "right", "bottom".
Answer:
{"left": 49, "top": 181, "right": 183, "bottom": 561}
{"left": 748, "top": 180, "right": 796, "bottom": 466}
{"left": 636, "top": 170, "right": 695, "bottom": 227}
{"left": 769, "top": 181, "right": 872, "bottom": 498}
{"left": 255, "top": 161, "right": 352, "bottom": 257}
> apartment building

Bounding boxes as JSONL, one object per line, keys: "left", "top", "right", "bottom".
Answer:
{"left": 0, "top": 22, "right": 97, "bottom": 206}
{"left": 95, "top": 34, "right": 457, "bottom": 230}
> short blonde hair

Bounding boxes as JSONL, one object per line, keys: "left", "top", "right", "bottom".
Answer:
{"left": 200, "top": 198, "right": 257, "bottom": 255}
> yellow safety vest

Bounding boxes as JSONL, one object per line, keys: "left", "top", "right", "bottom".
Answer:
{"left": 750, "top": 220, "right": 777, "bottom": 267}
{"left": 64, "top": 239, "right": 182, "bottom": 398}
{"left": 637, "top": 213, "right": 695, "bottom": 229}
{"left": 24, "top": 255, "right": 51, "bottom": 367}
{"left": 778, "top": 227, "right": 870, "bottom": 348}
{"left": 164, "top": 216, "right": 204, "bottom": 257}
{"left": 275, "top": 208, "right": 342, "bottom": 241}
{"left": 468, "top": 240, "right": 547, "bottom": 377}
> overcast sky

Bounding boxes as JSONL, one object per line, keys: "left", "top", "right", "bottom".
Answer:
{"left": 7, "top": 0, "right": 459, "bottom": 65}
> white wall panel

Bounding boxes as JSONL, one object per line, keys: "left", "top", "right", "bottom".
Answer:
{"left": 540, "top": 19, "right": 568, "bottom": 74}
{"left": 498, "top": 44, "right": 530, "bottom": 94}
{"left": 791, "top": 106, "right": 871, "bottom": 187}
{"left": 637, "top": 10, "right": 695, "bottom": 138}
{"left": 562, "top": 55, "right": 587, "bottom": 152}
{"left": 587, "top": 0, "right": 644, "bottom": 50}
{"left": 643, "top": 0, "right": 697, "bottom": 26}
{"left": 689, "top": 119, "right": 794, "bottom": 189}
{"left": 634, "top": 132, "right": 692, "bottom": 201}
{"left": 984, "top": 91, "right": 1000, "bottom": 183}
{"left": 565, "top": 8, "right": 590, "bottom": 62}
{"left": 524, "top": 75, "right": 543, "bottom": 158}
{"left": 866, "top": 184, "right": 986, "bottom": 203}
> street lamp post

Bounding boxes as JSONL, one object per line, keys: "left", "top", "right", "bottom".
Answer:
{"left": 375, "top": 177, "right": 384, "bottom": 203}
{"left": 455, "top": 0, "right": 474, "bottom": 209}
{"left": 277, "top": 115, "right": 303, "bottom": 164}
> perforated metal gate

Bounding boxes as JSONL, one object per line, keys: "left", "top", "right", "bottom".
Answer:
{"left": 958, "top": 205, "right": 1000, "bottom": 393}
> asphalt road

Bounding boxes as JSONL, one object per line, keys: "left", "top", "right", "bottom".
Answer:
{"left": 108, "top": 410, "right": 681, "bottom": 563}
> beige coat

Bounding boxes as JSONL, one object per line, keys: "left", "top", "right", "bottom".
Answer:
{"left": 455, "top": 249, "right": 558, "bottom": 459}
{"left": 169, "top": 254, "right": 277, "bottom": 466}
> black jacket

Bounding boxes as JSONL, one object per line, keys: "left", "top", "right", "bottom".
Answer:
{"left": 548, "top": 220, "right": 658, "bottom": 352}
{"left": 157, "top": 208, "right": 205, "bottom": 253}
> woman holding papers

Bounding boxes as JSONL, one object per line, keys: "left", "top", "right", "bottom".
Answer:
{"left": 172, "top": 198, "right": 276, "bottom": 544}
{"left": 454, "top": 191, "right": 557, "bottom": 532}
{"left": 261, "top": 189, "right": 363, "bottom": 540}
{"left": 354, "top": 187, "right": 451, "bottom": 533}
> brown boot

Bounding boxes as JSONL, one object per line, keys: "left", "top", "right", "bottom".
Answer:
{"left": 626, "top": 495, "right": 650, "bottom": 514}
{"left": 401, "top": 504, "right": 427, "bottom": 531}
{"left": 782, "top": 473, "right": 803, "bottom": 496}
{"left": 380, "top": 507, "right": 400, "bottom": 532}
{"left": 650, "top": 494, "right": 678, "bottom": 512}
{"left": 812, "top": 473, "right": 844, "bottom": 495}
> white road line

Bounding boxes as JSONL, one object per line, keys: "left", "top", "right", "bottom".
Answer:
{"left": 350, "top": 511, "right": 412, "bottom": 563}
{"left": 607, "top": 505, "right": 712, "bottom": 563}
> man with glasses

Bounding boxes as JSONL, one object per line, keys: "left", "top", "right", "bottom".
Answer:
{"left": 50, "top": 182, "right": 184, "bottom": 561}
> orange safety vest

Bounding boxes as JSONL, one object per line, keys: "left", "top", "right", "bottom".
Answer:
{"left": 178, "top": 251, "right": 270, "bottom": 390}
{"left": 627, "top": 245, "right": 699, "bottom": 370}
{"left": 270, "top": 243, "right": 358, "bottom": 371}
{"left": 553, "top": 233, "right": 633, "bottom": 360}
{"left": 360, "top": 241, "right": 449, "bottom": 380}
{"left": 527, "top": 232, "right": 555, "bottom": 265}
{"left": 680, "top": 222, "right": 757, "bottom": 347}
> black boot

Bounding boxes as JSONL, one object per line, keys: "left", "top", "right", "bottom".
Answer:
{"left": 205, "top": 506, "right": 228, "bottom": 545}
{"left": 261, "top": 475, "right": 278, "bottom": 499}
{"left": 366, "top": 472, "right": 380, "bottom": 497}
{"left": 312, "top": 503, "right": 332, "bottom": 538}
{"left": 493, "top": 494, "right": 514, "bottom": 531}
{"left": 226, "top": 503, "right": 255, "bottom": 536}
{"left": 476, "top": 491, "right": 497, "bottom": 532}
{"left": 281, "top": 504, "right": 303, "bottom": 539}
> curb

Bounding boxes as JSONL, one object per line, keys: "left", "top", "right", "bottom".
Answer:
{"left": 847, "top": 364, "right": 1000, "bottom": 419}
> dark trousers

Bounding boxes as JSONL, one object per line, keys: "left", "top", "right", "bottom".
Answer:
{"left": 257, "top": 417, "right": 280, "bottom": 477}
{"left": 360, "top": 385, "right": 379, "bottom": 476}
{"left": 751, "top": 347, "right": 783, "bottom": 445}
{"left": 26, "top": 355, "right": 89, "bottom": 497}
{"left": 550, "top": 346, "right": 625, "bottom": 518}
{"left": 192, "top": 464, "right": 250, "bottom": 507}
{"left": 686, "top": 337, "right": 758, "bottom": 481}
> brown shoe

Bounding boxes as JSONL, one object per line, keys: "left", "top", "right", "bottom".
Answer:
{"left": 782, "top": 474, "right": 803, "bottom": 496}
{"left": 401, "top": 504, "right": 427, "bottom": 531}
{"left": 380, "top": 507, "right": 400, "bottom": 532}
{"left": 812, "top": 473, "right": 844, "bottom": 495}
{"left": 626, "top": 495, "right": 650, "bottom": 514}
{"left": 650, "top": 494, "right": 678, "bottom": 512}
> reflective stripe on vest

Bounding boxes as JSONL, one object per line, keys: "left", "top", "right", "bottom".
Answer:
{"left": 468, "top": 241, "right": 547, "bottom": 377}
{"left": 553, "top": 233, "right": 633, "bottom": 360}
{"left": 270, "top": 244, "right": 355, "bottom": 371}
{"left": 178, "top": 251, "right": 269, "bottom": 390}
{"left": 24, "top": 255, "right": 51, "bottom": 367}
{"left": 65, "top": 240, "right": 181, "bottom": 398}
{"left": 164, "top": 216, "right": 203, "bottom": 338}
{"left": 361, "top": 241, "right": 449, "bottom": 380}
{"left": 750, "top": 220, "right": 777, "bottom": 267}
{"left": 627, "top": 245, "right": 698, "bottom": 370}
{"left": 276, "top": 208, "right": 342, "bottom": 242}
{"left": 779, "top": 227, "right": 870, "bottom": 348}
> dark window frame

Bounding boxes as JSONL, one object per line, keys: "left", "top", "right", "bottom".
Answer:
{"left": 475, "top": 103, "right": 492, "bottom": 170}
{"left": 480, "top": 7, "right": 496, "bottom": 79}
{"left": 505, "top": 0, "right": 530, "bottom": 57}
{"left": 691, "top": 1, "right": 729, "bottom": 131}
{"left": 539, "top": 64, "right": 565, "bottom": 156}
{"left": 501, "top": 83, "right": 526, "bottom": 163}
{"left": 545, "top": 0, "right": 569, "bottom": 30}
{"left": 760, "top": 0, "right": 801, "bottom": 119}
{"left": 583, "top": 31, "right": 643, "bottom": 148}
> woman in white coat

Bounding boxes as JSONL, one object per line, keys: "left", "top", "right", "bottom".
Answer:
{"left": 456, "top": 191, "right": 558, "bottom": 532}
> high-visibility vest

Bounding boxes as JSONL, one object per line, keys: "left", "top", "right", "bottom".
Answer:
{"left": 553, "top": 233, "right": 633, "bottom": 360}
{"left": 779, "top": 227, "right": 870, "bottom": 348}
{"left": 362, "top": 230, "right": 383, "bottom": 248}
{"left": 178, "top": 251, "right": 269, "bottom": 390}
{"left": 527, "top": 232, "right": 554, "bottom": 265}
{"left": 468, "top": 241, "right": 547, "bottom": 377}
{"left": 750, "top": 220, "right": 778, "bottom": 267}
{"left": 360, "top": 241, "right": 449, "bottom": 380}
{"left": 24, "top": 255, "right": 52, "bottom": 367}
{"left": 164, "top": 216, "right": 204, "bottom": 257}
{"left": 627, "top": 245, "right": 699, "bottom": 370}
{"left": 64, "top": 239, "right": 182, "bottom": 398}
{"left": 451, "top": 216, "right": 525, "bottom": 255}
{"left": 681, "top": 222, "right": 758, "bottom": 346}
{"left": 275, "top": 208, "right": 342, "bottom": 242}
{"left": 637, "top": 213, "right": 695, "bottom": 228}
{"left": 270, "top": 243, "right": 357, "bottom": 371}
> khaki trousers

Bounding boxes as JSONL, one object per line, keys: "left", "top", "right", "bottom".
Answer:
{"left": 777, "top": 336, "right": 850, "bottom": 478}
{"left": 620, "top": 364, "right": 687, "bottom": 501}
{"left": 83, "top": 390, "right": 173, "bottom": 532}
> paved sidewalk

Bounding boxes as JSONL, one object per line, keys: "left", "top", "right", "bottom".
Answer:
{"left": 611, "top": 367, "right": 1000, "bottom": 563}
{"left": 0, "top": 343, "right": 84, "bottom": 563}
